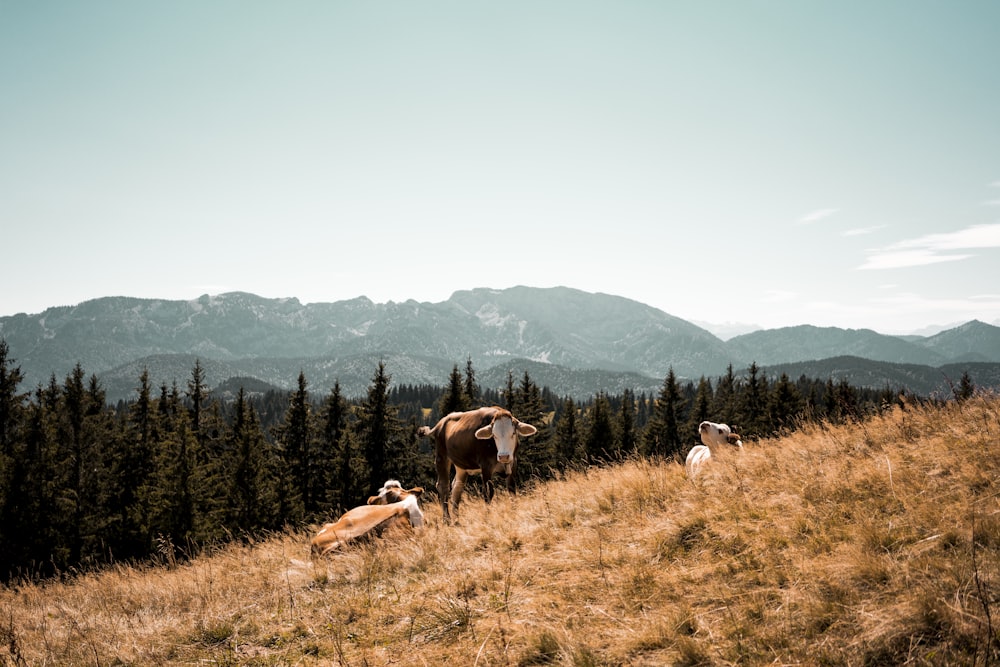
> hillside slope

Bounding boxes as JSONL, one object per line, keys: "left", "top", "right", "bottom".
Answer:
{"left": 3, "top": 395, "right": 998, "bottom": 665}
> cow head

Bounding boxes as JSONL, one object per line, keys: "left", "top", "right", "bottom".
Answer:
{"left": 368, "top": 480, "right": 424, "bottom": 505}
{"left": 475, "top": 411, "right": 537, "bottom": 464}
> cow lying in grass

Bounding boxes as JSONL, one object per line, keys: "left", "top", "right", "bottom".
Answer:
{"left": 310, "top": 482, "right": 424, "bottom": 556}
{"left": 686, "top": 421, "right": 744, "bottom": 479}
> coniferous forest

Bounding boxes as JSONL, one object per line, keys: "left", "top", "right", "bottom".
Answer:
{"left": 0, "top": 339, "right": 956, "bottom": 583}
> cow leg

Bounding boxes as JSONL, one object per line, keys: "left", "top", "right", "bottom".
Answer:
{"left": 436, "top": 455, "right": 452, "bottom": 522}
{"left": 451, "top": 468, "right": 469, "bottom": 518}
{"left": 506, "top": 466, "right": 517, "bottom": 494}
{"left": 481, "top": 470, "right": 494, "bottom": 504}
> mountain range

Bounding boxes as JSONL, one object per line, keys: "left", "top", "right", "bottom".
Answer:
{"left": 1, "top": 286, "right": 998, "bottom": 402}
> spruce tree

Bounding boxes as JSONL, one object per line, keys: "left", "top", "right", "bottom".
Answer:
{"left": 439, "top": 364, "right": 470, "bottom": 416}
{"left": 956, "top": 371, "right": 975, "bottom": 402}
{"left": 739, "top": 362, "right": 767, "bottom": 438}
{"left": 229, "top": 388, "right": 278, "bottom": 533}
{"left": 319, "top": 382, "right": 357, "bottom": 512}
{"left": 584, "top": 392, "right": 616, "bottom": 463}
{"left": 769, "top": 372, "right": 803, "bottom": 433}
{"left": 511, "top": 372, "right": 554, "bottom": 481}
{"left": 464, "top": 357, "right": 480, "bottom": 407}
{"left": 357, "top": 361, "right": 405, "bottom": 498}
{"left": 712, "top": 364, "right": 737, "bottom": 425}
{"left": 0, "top": 341, "right": 26, "bottom": 575}
{"left": 187, "top": 360, "right": 207, "bottom": 443}
{"left": 275, "top": 372, "right": 312, "bottom": 519}
{"left": 10, "top": 387, "right": 60, "bottom": 575}
{"left": 616, "top": 388, "right": 637, "bottom": 456}
{"left": 685, "top": 377, "right": 713, "bottom": 444}
{"left": 645, "top": 368, "right": 684, "bottom": 459}
{"left": 111, "top": 369, "right": 157, "bottom": 559}
{"left": 553, "top": 397, "right": 582, "bottom": 469}
{"left": 150, "top": 384, "right": 196, "bottom": 554}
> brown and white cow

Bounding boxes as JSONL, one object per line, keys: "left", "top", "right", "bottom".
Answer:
{"left": 418, "top": 406, "right": 537, "bottom": 522}
{"left": 310, "top": 484, "right": 424, "bottom": 556}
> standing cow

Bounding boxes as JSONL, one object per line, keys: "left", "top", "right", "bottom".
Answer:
{"left": 418, "top": 406, "right": 537, "bottom": 522}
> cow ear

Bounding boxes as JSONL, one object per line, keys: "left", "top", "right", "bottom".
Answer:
{"left": 516, "top": 422, "right": 537, "bottom": 437}
{"left": 409, "top": 487, "right": 424, "bottom": 496}
{"left": 475, "top": 424, "right": 494, "bottom": 439}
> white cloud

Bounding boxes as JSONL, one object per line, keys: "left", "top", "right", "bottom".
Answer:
{"left": 858, "top": 250, "right": 971, "bottom": 270}
{"left": 858, "top": 223, "right": 1000, "bottom": 270}
{"left": 983, "top": 199, "right": 1000, "bottom": 206}
{"left": 990, "top": 180, "right": 1000, "bottom": 188}
{"left": 797, "top": 208, "right": 838, "bottom": 224}
{"left": 843, "top": 225, "right": 885, "bottom": 237}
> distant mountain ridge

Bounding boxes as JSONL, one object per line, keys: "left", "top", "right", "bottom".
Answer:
{"left": 1, "top": 287, "right": 997, "bottom": 402}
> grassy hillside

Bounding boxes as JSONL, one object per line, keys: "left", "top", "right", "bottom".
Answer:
{"left": 3, "top": 395, "right": 999, "bottom": 666}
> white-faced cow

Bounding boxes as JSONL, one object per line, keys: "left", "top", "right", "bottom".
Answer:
{"left": 367, "top": 479, "right": 410, "bottom": 505}
{"left": 418, "top": 406, "right": 537, "bottom": 522}
{"left": 310, "top": 484, "right": 424, "bottom": 556}
{"left": 686, "top": 421, "right": 744, "bottom": 479}
{"left": 698, "top": 421, "right": 743, "bottom": 448}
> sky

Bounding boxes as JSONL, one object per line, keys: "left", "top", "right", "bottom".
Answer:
{"left": 2, "top": 2, "right": 999, "bottom": 336}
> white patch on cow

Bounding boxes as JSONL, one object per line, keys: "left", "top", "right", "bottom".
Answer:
{"left": 685, "top": 444, "right": 712, "bottom": 478}
{"left": 481, "top": 416, "right": 518, "bottom": 460}
{"left": 401, "top": 493, "right": 424, "bottom": 527}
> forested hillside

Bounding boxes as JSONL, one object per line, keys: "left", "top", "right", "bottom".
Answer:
{"left": 0, "top": 340, "right": 965, "bottom": 582}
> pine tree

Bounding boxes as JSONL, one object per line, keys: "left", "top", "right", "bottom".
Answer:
{"left": 504, "top": 371, "right": 516, "bottom": 410}
{"left": 0, "top": 341, "right": 26, "bottom": 575}
{"left": 187, "top": 360, "right": 208, "bottom": 443}
{"left": 439, "top": 364, "right": 470, "bottom": 416}
{"left": 712, "top": 364, "right": 737, "bottom": 425}
{"left": 10, "top": 386, "right": 61, "bottom": 575}
{"left": 584, "top": 392, "right": 616, "bottom": 463}
{"left": 275, "top": 372, "right": 312, "bottom": 520}
{"left": 685, "top": 376, "right": 713, "bottom": 444}
{"left": 357, "top": 361, "right": 404, "bottom": 498}
{"left": 318, "top": 382, "right": 358, "bottom": 512}
{"left": 739, "top": 362, "right": 768, "bottom": 438}
{"left": 109, "top": 369, "right": 157, "bottom": 559}
{"left": 956, "top": 371, "right": 975, "bottom": 402}
{"left": 229, "top": 388, "right": 278, "bottom": 533}
{"left": 150, "top": 384, "right": 195, "bottom": 553}
{"left": 464, "top": 357, "right": 480, "bottom": 407}
{"left": 510, "top": 372, "right": 554, "bottom": 481}
{"left": 616, "top": 388, "right": 637, "bottom": 456}
{"left": 553, "top": 397, "right": 582, "bottom": 469}
{"left": 769, "top": 372, "right": 803, "bottom": 433}
{"left": 645, "top": 368, "right": 684, "bottom": 459}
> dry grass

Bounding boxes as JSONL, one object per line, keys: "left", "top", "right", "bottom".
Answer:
{"left": 3, "top": 395, "right": 1000, "bottom": 666}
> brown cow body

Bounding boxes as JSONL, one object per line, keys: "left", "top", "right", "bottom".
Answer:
{"left": 418, "top": 406, "right": 537, "bottom": 522}
{"left": 311, "top": 485, "right": 424, "bottom": 556}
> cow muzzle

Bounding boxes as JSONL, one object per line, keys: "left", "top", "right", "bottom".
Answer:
{"left": 497, "top": 453, "right": 513, "bottom": 464}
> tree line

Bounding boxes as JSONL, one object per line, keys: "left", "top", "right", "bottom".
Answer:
{"left": 0, "top": 339, "right": 943, "bottom": 583}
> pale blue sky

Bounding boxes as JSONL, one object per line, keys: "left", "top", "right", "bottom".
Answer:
{"left": 2, "top": 2, "right": 999, "bottom": 335}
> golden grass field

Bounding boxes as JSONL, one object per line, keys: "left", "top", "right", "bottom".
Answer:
{"left": 2, "top": 395, "right": 999, "bottom": 666}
